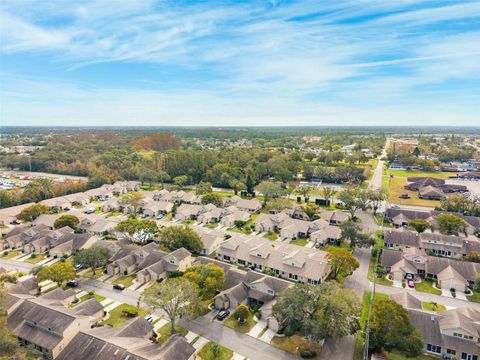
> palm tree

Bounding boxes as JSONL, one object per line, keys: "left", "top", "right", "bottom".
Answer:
{"left": 430, "top": 301, "right": 438, "bottom": 312}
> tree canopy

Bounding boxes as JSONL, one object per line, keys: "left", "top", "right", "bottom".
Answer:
{"left": 327, "top": 248, "right": 360, "bottom": 282}
{"left": 184, "top": 263, "right": 224, "bottom": 300}
{"left": 17, "top": 203, "right": 49, "bottom": 222}
{"left": 436, "top": 213, "right": 466, "bottom": 235}
{"left": 73, "top": 246, "right": 111, "bottom": 275}
{"left": 159, "top": 225, "right": 203, "bottom": 253}
{"left": 54, "top": 214, "right": 80, "bottom": 229}
{"left": 37, "top": 262, "right": 76, "bottom": 286}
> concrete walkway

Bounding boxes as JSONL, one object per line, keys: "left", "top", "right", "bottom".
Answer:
{"left": 104, "top": 301, "right": 122, "bottom": 312}
{"left": 246, "top": 319, "right": 266, "bottom": 338}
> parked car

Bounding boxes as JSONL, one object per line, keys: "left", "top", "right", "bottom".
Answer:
{"left": 407, "top": 280, "right": 415, "bottom": 288}
{"left": 141, "top": 213, "right": 148, "bottom": 219}
{"left": 156, "top": 214, "right": 164, "bottom": 220}
{"left": 390, "top": 204, "right": 401, "bottom": 209}
{"left": 113, "top": 284, "right": 125, "bottom": 291}
{"left": 85, "top": 207, "right": 95, "bottom": 214}
{"left": 314, "top": 242, "right": 321, "bottom": 249}
{"left": 145, "top": 315, "right": 154, "bottom": 323}
{"left": 216, "top": 310, "right": 230, "bottom": 321}
{"left": 66, "top": 280, "right": 79, "bottom": 287}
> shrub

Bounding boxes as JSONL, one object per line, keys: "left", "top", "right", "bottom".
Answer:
{"left": 233, "top": 304, "right": 249, "bottom": 323}
{"left": 300, "top": 350, "right": 317, "bottom": 358}
{"left": 3, "top": 251, "right": 7, "bottom": 256}
{"left": 30, "top": 253, "right": 37, "bottom": 259}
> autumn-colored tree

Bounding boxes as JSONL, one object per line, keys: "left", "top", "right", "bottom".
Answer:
{"left": 132, "top": 134, "right": 181, "bottom": 152}
{"left": 37, "top": 262, "right": 76, "bottom": 286}
{"left": 17, "top": 204, "right": 49, "bottom": 222}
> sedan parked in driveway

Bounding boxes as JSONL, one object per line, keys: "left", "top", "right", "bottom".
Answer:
{"left": 66, "top": 280, "right": 78, "bottom": 287}
{"left": 216, "top": 310, "right": 230, "bottom": 321}
{"left": 113, "top": 284, "right": 125, "bottom": 291}
{"left": 407, "top": 280, "right": 415, "bottom": 288}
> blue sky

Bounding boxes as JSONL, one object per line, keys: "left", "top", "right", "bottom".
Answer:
{"left": 1, "top": 0, "right": 480, "bottom": 126}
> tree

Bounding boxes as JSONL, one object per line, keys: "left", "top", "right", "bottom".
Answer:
{"left": 195, "top": 181, "right": 213, "bottom": 195}
{"left": 21, "top": 178, "right": 55, "bottom": 203}
{"left": 337, "top": 187, "right": 364, "bottom": 219}
{"left": 367, "top": 190, "right": 385, "bottom": 215}
{"left": 301, "top": 203, "right": 320, "bottom": 221}
{"left": 132, "top": 134, "right": 181, "bottom": 152}
{"left": 17, "top": 203, "right": 49, "bottom": 222}
{"left": 255, "top": 181, "right": 287, "bottom": 204}
{"left": 74, "top": 246, "right": 111, "bottom": 275}
{"left": 369, "top": 298, "right": 423, "bottom": 357}
{"left": 121, "top": 191, "right": 144, "bottom": 214}
{"left": 340, "top": 221, "right": 374, "bottom": 248}
{"left": 115, "top": 219, "right": 158, "bottom": 236}
{"left": 159, "top": 225, "right": 203, "bottom": 253}
{"left": 229, "top": 179, "right": 246, "bottom": 195}
{"left": 321, "top": 187, "right": 337, "bottom": 207}
{"left": 436, "top": 213, "right": 466, "bottom": 235}
{"left": 157, "top": 170, "right": 171, "bottom": 188}
{"left": 429, "top": 301, "right": 438, "bottom": 312}
{"left": 265, "top": 198, "right": 292, "bottom": 213}
{"left": 327, "top": 248, "right": 360, "bottom": 282}
{"left": 184, "top": 263, "right": 224, "bottom": 300}
{"left": 409, "top": 219, "right": 430, "bottom": 233}
{"left": 201, "top": 193, "right": 223, "bottom": 207}
{"left": 413, "top": 147, "right": 421, "bottom": 157}
{"left": 173, "top": 175, "right": 188, "bottom": 188}
{"left": 143, "top": 278, "right": 200, "bottom": 335}
{"left": 233, "top": 304, "right": 250, "bottom": 323}
{"left": 37, "top": 262, "right": 76, "bottom": 286}
{"left": 272, "top": 282, "right": 360, "bottom": 342}
{"left": 0, "top": 190, "right": 19, "bottom": 209}
{"left": 54, "top": 214, "right": 79, "bottom": 229}
{"left": 246, "top": 173, "right": 255, "bottom": 195}
{"left": 0, "top": 285, "right": 23, "bottom": 358}
{"left": 473, "top": 275, "right": 480, "bottom": 293}
{"left": 295, "top": 185, "right": 313, "bottom": 203}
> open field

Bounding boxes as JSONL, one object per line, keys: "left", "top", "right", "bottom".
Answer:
{"left": 388, "top": 170, "right": 451, "bottom": 179}
{"left": 388, "top": 176, "right": 440, "bottom": 207}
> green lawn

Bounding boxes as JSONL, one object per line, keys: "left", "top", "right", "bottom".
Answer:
{"left": 388, "top": 169, "right": 451, "bottom": 179}
{"left": 112, "top": 275, "right": 135, "bottom": 288}
{"left": 415, "top": 279, "right": 441, "bottom": 295}
{"left": 24, "top": 253, "right": 47, "bottom": 264}
{"left": 367, "top": 251, "right": 393, "bottom": 286}
{"left": 263, "top": 231, "right": 278, "bottom": 240}
{"left": 205, "top": 222, "right": 219, "bottom": 229}
{"left": 271, "top": 335, "right": 322, "bottom": 357}
{"left": 224, "top": 308, "right": 257, "bottom": 333}
{"left": 467, "top": 291, "right": 480, "bottom": 303}
{"left": 1, "top": 250, "right": 22, "bottom": 259}
{"left": 80, "top": 268, "right": 104, "bottom": 280}
{"left": 103, "top": 304, "right": 147, "bottom": 328}
{"left": 421, "top": 301, "right": 446, "bottom": 312}
{"left": 290, "top": 238, "right": 308, "bottom": 246}
{"left": 79, "top": 292, "right": 106, "bottom": 303}
{"left": 156, "top": 323, "right": 188, "bottom": 345}
{"left": 198, "top": 342, "right": 233, "bottom": 360}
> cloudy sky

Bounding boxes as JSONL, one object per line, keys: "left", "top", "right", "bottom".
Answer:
{"left": 1, "top": 0, "right": 479, "bottom": 126}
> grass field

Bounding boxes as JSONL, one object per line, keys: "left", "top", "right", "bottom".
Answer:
{"left": 388, "top": 169, "right": 451, "bottom": 179}
{"left": 81, "top": 268, "right": 103, "bottom": 280}
{"left": 224, "top": 308, "right": 257, "bottom": 333}
{"left": 79, "top": 292, "right": 106, "bottom": 303}
{"left": 263, "top": 232, "right": 278, "bottom": 240}
{"left": 415, "top": 279, "right": 441, "bottom": 295}
{"left": 198, "top": 342, "right": 233, "bottom": 360}
{"left": 388, "top": 176, "right": 440, "bottom": 207}
{"left": 290, "top": 238, "right": 308, "bottom": 246}
{"left": 104, "top": 304, "right": 148, "bottom": 328}
{"left": 385, "top": 350, "right": 439, "bottom": 360}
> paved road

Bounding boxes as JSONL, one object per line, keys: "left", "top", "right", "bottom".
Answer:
{"left": 356, "top": 210, "right": 380, "bottom": 234}
{"left": 78, "top": 277, "right": 295, "bottom": 360}
{"left": 181, "top": 317, "right": 296, "bottom": 360}
{"left": 368, "top": 159, "right": 384, "bottom": 191}
{"left": 0, "top": 258, "right": 34, "bottom": 273}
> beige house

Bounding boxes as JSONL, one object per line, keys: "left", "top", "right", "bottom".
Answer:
{"left": 220, "top": 210, "right": 250, "bottom": 227}
{"left": 191, "top": 225, "right": 225, "bottom": 255}
{"left": 216, "top": 234, "right": 331, "bottom": 285}
{"left": 136, "top": 247, "right": 193, "bottom": 284}
{"left": 224, "top": 196, "right": 262, "bottom": 213}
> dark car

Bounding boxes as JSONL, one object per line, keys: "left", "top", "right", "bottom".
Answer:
{"left": 66, "top": 280, "right": 79, "bottom": 287}
{"left": 113, "top": 284, "right": 125, "bottom": 291}
{"left": 216, "top": 310, "right": 230, "bottom": 321}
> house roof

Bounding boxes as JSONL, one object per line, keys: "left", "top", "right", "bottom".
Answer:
{"left": 390, "top": 292, "right": 422, "bottom": 310}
